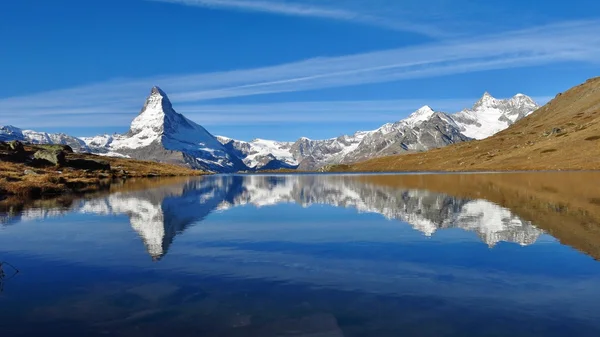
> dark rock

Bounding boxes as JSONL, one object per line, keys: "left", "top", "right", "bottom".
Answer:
{"left": 8, "top": 140, "right": 25, "bottom": 153}
{"left": 33, "top": 149, "right": 66, "bottom": 166}
{"left": 67, "top": 158, "right": 111, "bottom": 171}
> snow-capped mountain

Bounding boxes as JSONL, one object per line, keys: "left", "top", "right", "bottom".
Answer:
{"left": 217, "top": 136, "right": 299, "bottom": 170}
{"left": 452, "top": 92, "right": 539, "bottom": 139}
{"left": 1, "top": 90, "right": 538, "bottom": 172}
{"left": 82, "top": 87, "right": 248, "bottom": 172}
{"left": 3, "top": 175, "right": 543, "bottom": 258}
{"left": 221, "top": 93, "right": 539, "bottom": 170}
{"left": 0, "top": 125, "right": 90, "bottom": 152}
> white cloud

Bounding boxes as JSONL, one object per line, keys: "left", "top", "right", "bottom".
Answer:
{"left": 148, "top": 0, "right": 447, "bottom": 37}
{"left": 0, "top": 20, "right": 597, "bottom": 129}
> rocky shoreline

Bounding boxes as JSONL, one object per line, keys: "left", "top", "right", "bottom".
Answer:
{"left": 0, "top": 140, "right": 204, "bottom": 201}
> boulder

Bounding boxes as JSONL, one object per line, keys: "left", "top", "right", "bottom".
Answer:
{"left": 7, "top": 140, "right": 25, "bottom": 153}
{"left": 36, "top": 144, "right": 74, "bottom": 153}
{"left": 0, "top": 141, "right": 28, "bottom": 162}
{"left": 33, "top": 149, "right": 66, "bottom": 166}
{"left": 66, "top": 158, "right": 111, "bottom": 171}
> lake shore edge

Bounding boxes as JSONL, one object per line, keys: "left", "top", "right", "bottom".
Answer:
{"left": 0, "top": 141, "right": 205, "bottom": 205}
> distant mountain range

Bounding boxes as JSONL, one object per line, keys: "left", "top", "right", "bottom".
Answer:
{"left": 0, "top": 87, "right": 539, "bottom": 172}
{"left": 336, "top": 76, "right": 600, "bottom": 172}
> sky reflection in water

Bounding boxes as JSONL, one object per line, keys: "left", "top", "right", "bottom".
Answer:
{"left": 1, "top": 174, "right": 599, "bottom": 337}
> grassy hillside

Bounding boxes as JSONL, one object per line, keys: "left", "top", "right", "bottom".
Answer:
{"left": 330, "top": 77, "right": 600, "bottom": 172}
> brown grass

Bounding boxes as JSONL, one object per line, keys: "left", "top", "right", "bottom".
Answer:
{"left": 0, "top": 148, "right": 204, "bottom": 200}
{"left": 330, "top": 76, "right": 600, "bottom": 172}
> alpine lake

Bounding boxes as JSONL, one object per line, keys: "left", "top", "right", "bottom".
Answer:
{"left": 1, "top": 172, "right": 600, "bottom": 337}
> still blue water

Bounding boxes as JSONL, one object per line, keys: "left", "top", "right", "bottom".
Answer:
{"left": 1, "top": 174, "right": 599, "bottom": 336}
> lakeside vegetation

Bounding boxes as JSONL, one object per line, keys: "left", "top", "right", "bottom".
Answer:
{"left": 0, "top": 142, "right": 204, "bottom": 202}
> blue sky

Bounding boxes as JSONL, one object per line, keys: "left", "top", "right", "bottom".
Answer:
{"left": 1, "top": 0, "right": 600, "bottom": 141}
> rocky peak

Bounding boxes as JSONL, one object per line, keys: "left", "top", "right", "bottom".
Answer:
{"left": 405, "top": 105, "right": 436, "bottom": 125}
{"left": 509, "top": 93, "right": 537, "bottom": 106}
{"left": 473, "top": 91, "right": 498, "bottom": 109}
{"left": 130, "top": 86, "right": 180, "bottom": 135}
{"left": 142, "top": 86, "right": 173, "bottom": 114}
{"left": 0, "top": 125, "right": 25, "bottom": 142}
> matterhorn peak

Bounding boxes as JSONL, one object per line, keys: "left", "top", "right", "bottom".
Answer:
{"left": 142, "top": 86, "right": 173, "bottom": 113}
{"left": 150, "top": 86, "right": 167, "bottom": 97}
{"left": 128, "top": 86, "right": 179, "bottom": 136}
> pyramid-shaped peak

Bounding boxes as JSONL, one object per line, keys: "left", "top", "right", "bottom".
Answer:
{"left": 405, "top": 105, "right": 436, "bottom": 125}
{"left": 480, "top": 91, "right": 497, "bottom": 101}
{"left": 150, "top": 86, "right": 168, "bottom": 97}
{"left": 473, "top": 91, "right": 498, "bottom": 108}
{"left": 141, "top": 86, "right": 173, "bottom": 113}
{"left": 129, "top": 86, "right": 178, "bottom": 135}
{"left": 416, "top": 105, "right": 434, "bottom": 113}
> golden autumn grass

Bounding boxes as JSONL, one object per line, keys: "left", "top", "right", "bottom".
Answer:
{"left": 0, "top": 146, "right": 204, "bottom": 200}
{"left": 357, "top": 172, "right": 600, "bottom": 260}
{"left": 330, "top": 76, "right": 600, "bottom": 172}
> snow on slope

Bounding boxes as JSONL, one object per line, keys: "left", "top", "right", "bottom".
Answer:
{"left": 222, "top": 93, "right": 539, "bottom": 170}
{"left": 0, "top": 125, "right": 26, "bottom": 142}
{"left": 217, "top": 136, "right": 298, "bottom": 169}
{"left": 85, "top": 87, "right": 248, "bottom": 172}
{"left": 452, "top": 92, "right": 539, "bottom": 139}
{"left": 0, "top": 125, "right": 90, "bottom": 152}
{"left": 2, "top": 90, "right": 539, "bottom": 172}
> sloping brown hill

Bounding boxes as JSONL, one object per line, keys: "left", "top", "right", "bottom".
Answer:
{"left": 332, "top": 76, "right": 600, "bottom": 172}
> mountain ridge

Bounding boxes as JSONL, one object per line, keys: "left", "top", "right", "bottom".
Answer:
{"left": 330, "top": 77, "right": 600, "bottom": 172}
{"left": 219, "top": 92, "right": 538, "bottom": 170}
{"left": 1, "top": 88, "right": 539, "bottom": 172}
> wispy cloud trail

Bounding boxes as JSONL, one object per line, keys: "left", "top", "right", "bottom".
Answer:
{"left": 0, "top": 21, "right": 596, "bottom": 129}
{"left": 148, "top": 0, "right": 447, "bottom": 37}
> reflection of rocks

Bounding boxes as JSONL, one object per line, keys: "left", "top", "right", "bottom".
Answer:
{"left": 68, "top": 176, "right": 543, "bottom": 259}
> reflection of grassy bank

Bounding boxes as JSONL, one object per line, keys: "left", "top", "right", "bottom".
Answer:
{"left": 357, "top": 172, "right": 600, "bottom": 260}
{"left": 0, "top": 176, "right": 202, "bottom": 221}
{"left": 0, "top": 143, "right": 204, "bottom": 200}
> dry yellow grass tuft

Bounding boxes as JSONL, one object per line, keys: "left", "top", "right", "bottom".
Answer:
{"left": 331, "top": 76, "right": 600, "bottom": 172}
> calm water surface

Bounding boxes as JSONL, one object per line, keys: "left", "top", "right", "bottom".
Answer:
{"left": 1, "top": 173, "right": 600, "bottom": 336}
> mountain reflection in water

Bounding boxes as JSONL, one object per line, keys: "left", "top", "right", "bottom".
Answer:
{"left": 2, "top": 173, "right": 600, "bottom": 337}
{"left": 9, "top": 175, "right": 544, "bottom": 260}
